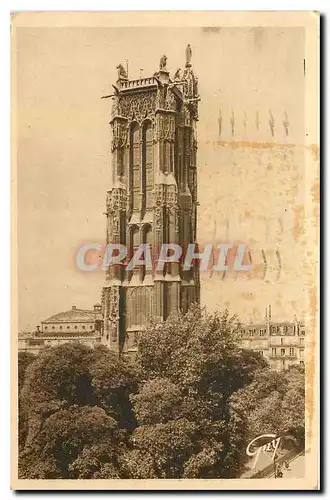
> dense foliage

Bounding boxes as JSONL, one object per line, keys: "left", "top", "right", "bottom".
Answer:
{"left": 230, "top": 365, "right": 305, "bottom": 449}
{"left": 130, "top": 306, "right": 267, "bottom": 478}
{"left": 18, "top": 306, "right": 305, "bottom": 479}
{"left": 19, "top": 343, "right": 137, "bottom": 478}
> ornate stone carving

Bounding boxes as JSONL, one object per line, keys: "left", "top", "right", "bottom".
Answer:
{"left": 167, "top": 185, "right": 177, "bottom": 207}
{"left": 154, "top": 184, "right": 166, "bottom": 231}
{"left": 109, "top": 188, "right": 127, "bottom": 212}
{"left": 167, "top": 186, "right": 179, "bottom": 234}
{"left": 109, "top": 286, "right": 120, "bottom": 342}
{"left": 191, "top": 206, "right": 196, "bottom": 241}
{"left": 117, "top": 91, "right": 156, "bottom": 122}
{"left": 182, "top": 53, "right": 199, "bottom": 119}
{"left": 111, "top": 120, "right": 128, "bottom": 152}
{"left": 154, "top": 206, "right": 162, "bottom": 232}
{"left": 101, "top": 288, "right": 105, "bottom": 315}
{"left": 156, "top": 87, "right": 177, "bottom": 112}
{"left": 112, "top": 211, "right": 120, "bottom": 239}
{"left": 164, "top": 90, "right": 177, "bottom": 111}
{"left": 111, "top": 98, "right": 120, "bottom": 117}
{"left": 182, "top": 68, "right": 198, "bottom": 100}
{"left": 108, "top": 188, "right": 127, "bottom": 238}
{"left": 155, "top": 184, "right": 166, "bottom": 203}
{"left": 156, "top": 114, "right": 175, "bottom": 141}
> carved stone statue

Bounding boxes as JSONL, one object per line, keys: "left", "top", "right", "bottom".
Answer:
{"left": 116, "top": 63, "right": 127, "bottom": 80}
{"left": 159, "top": 55, "right": 167, "bottom": 71}
{"left": 186, "top": 44, "right": 192, "bottom": 65}
{"left": 174, "top": 68, "right": 182, "bottom": 81}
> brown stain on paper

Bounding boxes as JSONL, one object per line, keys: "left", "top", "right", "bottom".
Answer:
{"left": 292, "top": 205, "right": 305, "bottom": 242}
{"left": 306, "top": 149, "right": 319, "bottom": 444}
{"left": 306, "top": 285, "right": 317, "bottom": 444}
{"left": 212, "top": 140, "right": 296, "bottom": 150}
{"left": 309, "top": 144, "right": 320, "bottom": 163}
{"left": 311, "top": 178, "right": 320, "bottom": 243}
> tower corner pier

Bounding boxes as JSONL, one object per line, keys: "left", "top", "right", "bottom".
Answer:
{"left": 101, "top": 47, "right": 200, "bottom": 355}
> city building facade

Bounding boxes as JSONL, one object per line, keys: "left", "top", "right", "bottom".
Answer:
{"left": 18, "top": 304, "right": 102, "bottom": 354}
{"left": 101, "top": 47, "right": 200, "bottom": 354}
{"left": 240, "top": 306, "right": 306, "bottom": 370}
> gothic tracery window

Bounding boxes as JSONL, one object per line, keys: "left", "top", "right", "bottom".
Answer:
{"left": 143, "top": 224, "right": 153, "bottom": 279}
{"left": 118, "top": 146, "right": 124, "bottom": 178}
{"left": 142, "top": 121, "right": 153, "bottom": 210}
{"left": 163, "top": 141, "right": 172, "bottom": 174}
{"left": 130, "top": 225, "right": 139, "bottom": 258}
{"left": 130, "top": 123, "right": 140, "bottom": 211}
{"left": 129, "top": 225, "right": 140, "bottom": 277}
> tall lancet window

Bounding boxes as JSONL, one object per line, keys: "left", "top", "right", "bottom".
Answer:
{"left": 142, "top": 224, "right": 153, "bottom": 280}
{"left": 163, "top": 141, "right": 172, "bottom": 174}
{"left": 130, "top": 123, "right": 140, "bottom": 211}
{"left": 142, "top": 122, "right": 153, "bottom": 210}
{"left": 118, "top": 147, "right": 124, "bottom": 178}
{"left": 130, "top": 225, "right": 140, "bottom": 261}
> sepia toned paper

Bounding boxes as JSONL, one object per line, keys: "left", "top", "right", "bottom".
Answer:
{"left": 11, "top": 11, "right": 319, "bottom": 490}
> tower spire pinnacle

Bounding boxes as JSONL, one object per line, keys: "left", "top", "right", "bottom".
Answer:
{"left": 185, "top": 44, "right": 192, "bottom": 67}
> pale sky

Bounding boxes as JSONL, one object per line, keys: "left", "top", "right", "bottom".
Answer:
{"left": 16, "top": 26, "right": 309, "bottom": 331}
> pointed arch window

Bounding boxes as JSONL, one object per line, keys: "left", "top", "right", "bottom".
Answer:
{"left": 142, "top": 122, "right": 153, "bottom": 210}
{"left": 129, "top": 225, "right": 140, "bottom": 277}
{"left": 163, "top": 141, "right": 172, "bottom": 174}
{"left": 130, "top": 123, "right": 140, "bottom": 211}
{"left": 142, "top": 224, "right": 153, "bottom": 279}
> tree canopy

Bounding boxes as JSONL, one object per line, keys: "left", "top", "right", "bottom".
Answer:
{"left": 19, "top": 343, "right": 137, "bottom": 478}
{"left": 230, "top": 365, "right": 305, "bottom": 450}
{"left": 18, "top": 305, "right": 305, "bottom": 479}
{"left": 129, "top": 306, "right": 268, "bottom": 478}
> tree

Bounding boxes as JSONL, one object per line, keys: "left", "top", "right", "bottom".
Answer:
{"left": 19, "top": 343, "right": 138, "bottom": 478}
{"left": 18, "top": 308, "right": 304, "bottom": 480}
{"left": 229, "top": 365, "right": 305, "bottom": 452}
{"left": 19, "top": 405, "right": 124, "bottom": 478}
{"left": 18, "top": 351, "right": 35, "bottom": 394}
{"left": 18, "top": 351, "right": 36, "bottom": 452}
{"left": 130, "top": 305, "right": 268, "bottom": 478}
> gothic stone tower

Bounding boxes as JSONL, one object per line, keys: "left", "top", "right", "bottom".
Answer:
{"left": 102, "top": 46, "right": 200, "bottom": 354}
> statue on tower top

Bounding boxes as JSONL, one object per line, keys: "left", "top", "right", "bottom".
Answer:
{"left": 116, "top": 63, "right": 127, "bottom": 80}
{"left": 159, "top": 54, "right": 167, "bottom": 71}
{"left": 174, "top": 68, "right": 182, "bottom": 81}
{"left": 185, "top": 44, "right": 192, "bottom": 66}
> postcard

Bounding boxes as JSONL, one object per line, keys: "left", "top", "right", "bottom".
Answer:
{"left": 11, "top": 11, "right": 319, "bottom": 490}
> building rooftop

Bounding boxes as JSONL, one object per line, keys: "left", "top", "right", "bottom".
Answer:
{"left": 42, "top": 305, "right": 102, "bottom": 324}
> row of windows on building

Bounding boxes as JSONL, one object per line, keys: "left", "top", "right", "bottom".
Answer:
{"left": 249, "top": 337, "right": 304, "bottom": 345}
{"left": 243, "top": 325, "right": 306, "bottom": 337}
{"left": 256, "top": 348, "right": 305, "bottom": 365}
{"left": 267, "top": 347, "right": 304, "bottom": 357}
{"left": 246, "top": 328, "right": 267, "bottom": 336}
{"left": 268, "top": 357, "right": 305, "bottom": 369}
{"left": 43, "top": 325, "right": 94, "bottom": 331}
